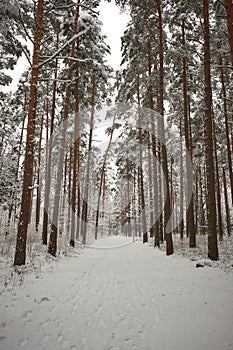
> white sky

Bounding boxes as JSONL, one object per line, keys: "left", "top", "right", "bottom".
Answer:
{"left": 1, "top": 2, "right": 130, "bottom": 93}
{"left": 98, "top": 1, "right": 130, "bottom": 70}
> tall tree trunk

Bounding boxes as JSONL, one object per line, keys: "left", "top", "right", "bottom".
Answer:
{"left": 222, "top": 167, "right": 231, "bottom": 236}
{"left": 95, "top": 115, "right": 115, "bottom": 240}
{"left": 35, "top": 112, "right": 44, "bottom": 231}
{"left": 137, "top": 167, "right": 141, "bottom": 238}
{"left": 224, "top": 0, "right": 233, "bottom": 67}
{"left": 203, "top": 0, "right": 218, "bottom": 260}
{"left": 179, "top": 116, "right": 184, "bottom": 239}
{"left": 220, "top": 57, "right": 233, "bottom": 206}
{"left": 14, "top": 0, "right": 44, "bottom": 266}
{"left": 181, "top": 19, "right": 196, "bottom": 248}
{"left": 7, "top": 98, "right": 27, "bottom": 233}
{"left": 75, "top": 67, "right": 81, "bottom": 241}
{"left": 137, "top": 78, "right": 147, "bottom": 243}
{"left": 199, "top": 166, "right": 206, "bottom": 235}
{"left": 81, "top": 76, "right": 96, "bottom": 245}
{"left": 212, "top": 111, "right": 224, "bottom": 240}
{"left": 147, "top": 42, "right": 159, "bottom": 246}
{"left": 157, "top": 0, "right": 173, "bottom": 255}
{"left": 195, "top": 168, "right": 199, "bottom": 234}
{"left": 70, "top": 62, "right": 80, "bottom": 247}
{"left": 42, "top": 21, "right": 59, "bottom": 245}
{"left": 48, "top": 3, "right": 80, "bottom": 256}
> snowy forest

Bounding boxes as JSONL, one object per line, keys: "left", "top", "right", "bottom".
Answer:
{"left": 1, "top": 1, "right": 233, "bottom": 350}
{"left": 0, "top": 0, "right": 233, "bottom": 265}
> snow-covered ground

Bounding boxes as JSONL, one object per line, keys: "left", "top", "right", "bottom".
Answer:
{"left": 0, "top": 235, "right": 233, "bottom": 350}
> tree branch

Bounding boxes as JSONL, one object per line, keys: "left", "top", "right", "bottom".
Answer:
{"left": 37, "top": 29, "right": 87, "bottom": 68}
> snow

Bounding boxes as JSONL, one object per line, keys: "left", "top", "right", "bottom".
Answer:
{"left": 0, "top": 235, "right": 233, "bottom": 350}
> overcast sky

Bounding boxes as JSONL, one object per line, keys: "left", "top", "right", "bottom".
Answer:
{"left": 99, "top": 1, "right": 130, "bottom": 70}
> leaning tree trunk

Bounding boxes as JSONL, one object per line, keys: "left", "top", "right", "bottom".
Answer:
{"left": 14, "top": 0, "right": 44, "bottom": 266}
{"left": 203, "top": 0, "right": 218, "bottom": 260}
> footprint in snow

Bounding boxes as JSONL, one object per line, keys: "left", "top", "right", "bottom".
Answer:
{"left": 19, "top": 338, "right": 28, "bottom": 347}
{"left": 41, "top": 334, "right": 50, "bottom": 344}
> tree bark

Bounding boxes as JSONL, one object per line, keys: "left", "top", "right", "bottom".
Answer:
{"left": 81, "top": 76, "right": 96, "bottom": 245}
{"left": 220, "top": 57, "right": 233, "bottom": 206}
{"left": 137, "top": 78, "right": 147, "bottom": 243}
{"left": 222, "top": 167, "right": 231, "bottom": 236}
{"left": 181, "top": 19, "right": 196, "bottom": 248}
{"left": 35, "top": 112, "right": 44, "bottom": 231}
{"left": 147, "top": 41, "right": 159, "bottom": 246}
{"left": 95, "top": 115, "right": 116, "bottom": 240}
{"left": 203, "top": 0, "right": 218, "bottom": 260}
{"left": 179, "top": 116, "right": 184, "bottom": 239}
{"left": 157, "top": 0, "right": 173, "bottom": 255}
{"left": 224, "top": 0, "right": 233, "bottom": 67}
{"left": 42, "top": 21, "right": 59, "bottom": 245}
{"left": 14, "top": 0, "right": 44, "bottom": 266}
{"left": 70, "top": 62, "right": 80, "bottom": 247}
{"left": 212, "top": 111, "right": 224, "bottom": 240}
{"left": 48, "top": 2, "right": 80, "bottom": 256}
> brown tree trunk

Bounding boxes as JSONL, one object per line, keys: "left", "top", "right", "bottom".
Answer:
{"left": 76, "top": 67, "right": 81, "bottom": 241}
{"left": 212, "top": 111, "right": 224, "bottom": 240}
{"left": 14, "top": 0, "right": 44, "bottom": 266}
{"left": 48, "top": 3, "right": 80, "bottom": 256}
{"left": 35, "top": 112, "right": 44, "bottom": 231}
{"left": 195, "top": 168, "right": 199, "bottom": 234}
{"left": 137, "top": 167, "right": 141, "bottom": 238}
{"left": 42, "top": 21, "right": 59, "bottom": 245}
{"left": 222, "top": 167, "right": 231, "bottom": 236}
{"left": 7, "top": 97, "right": 27, "bottom": 232}
{"left": 157, "top": 0, "right": 173, "bottom": 255}
{"left": 137, "top": 78, "right": 147, "bottom": 243}
{"left": 179, "top": 116, "right": 184, "bottom": 239}
{"left": 199, "top": 166, "right": 206, "bottom": 235}
{"left": 220, "top": 57, "right": 233, "bottom": 206}
{"left": 81, "top": 76, "right": 96, "bottom": 245}
{"left": 147, "top": 42, "right": 159, "bottom": 246}
{"left": 95, "top": 115, "right": 115, "bottom": 240}
{"left": 203, "top": 0, "right": 218, "bottom": 260}
{"left": 182, "top": 19, "right": 196, "bottom": 248}
{"left": 70, "top": 63, "right": 80, "bottom": 247}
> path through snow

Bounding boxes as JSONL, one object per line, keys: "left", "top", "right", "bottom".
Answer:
{"left": 0, "top": 236, "right": 233, "bottom": 350}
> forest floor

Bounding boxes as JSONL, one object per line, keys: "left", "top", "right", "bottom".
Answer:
{"left": 0, "top": 235, "right": 233, "bottom": 350}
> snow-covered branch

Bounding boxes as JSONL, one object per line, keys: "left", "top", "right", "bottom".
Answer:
{"left": 45, "top": 4, "right": 99, "bottom": 16}
{"left": 37, "top": 30, "right": 87, "bottom": 69}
